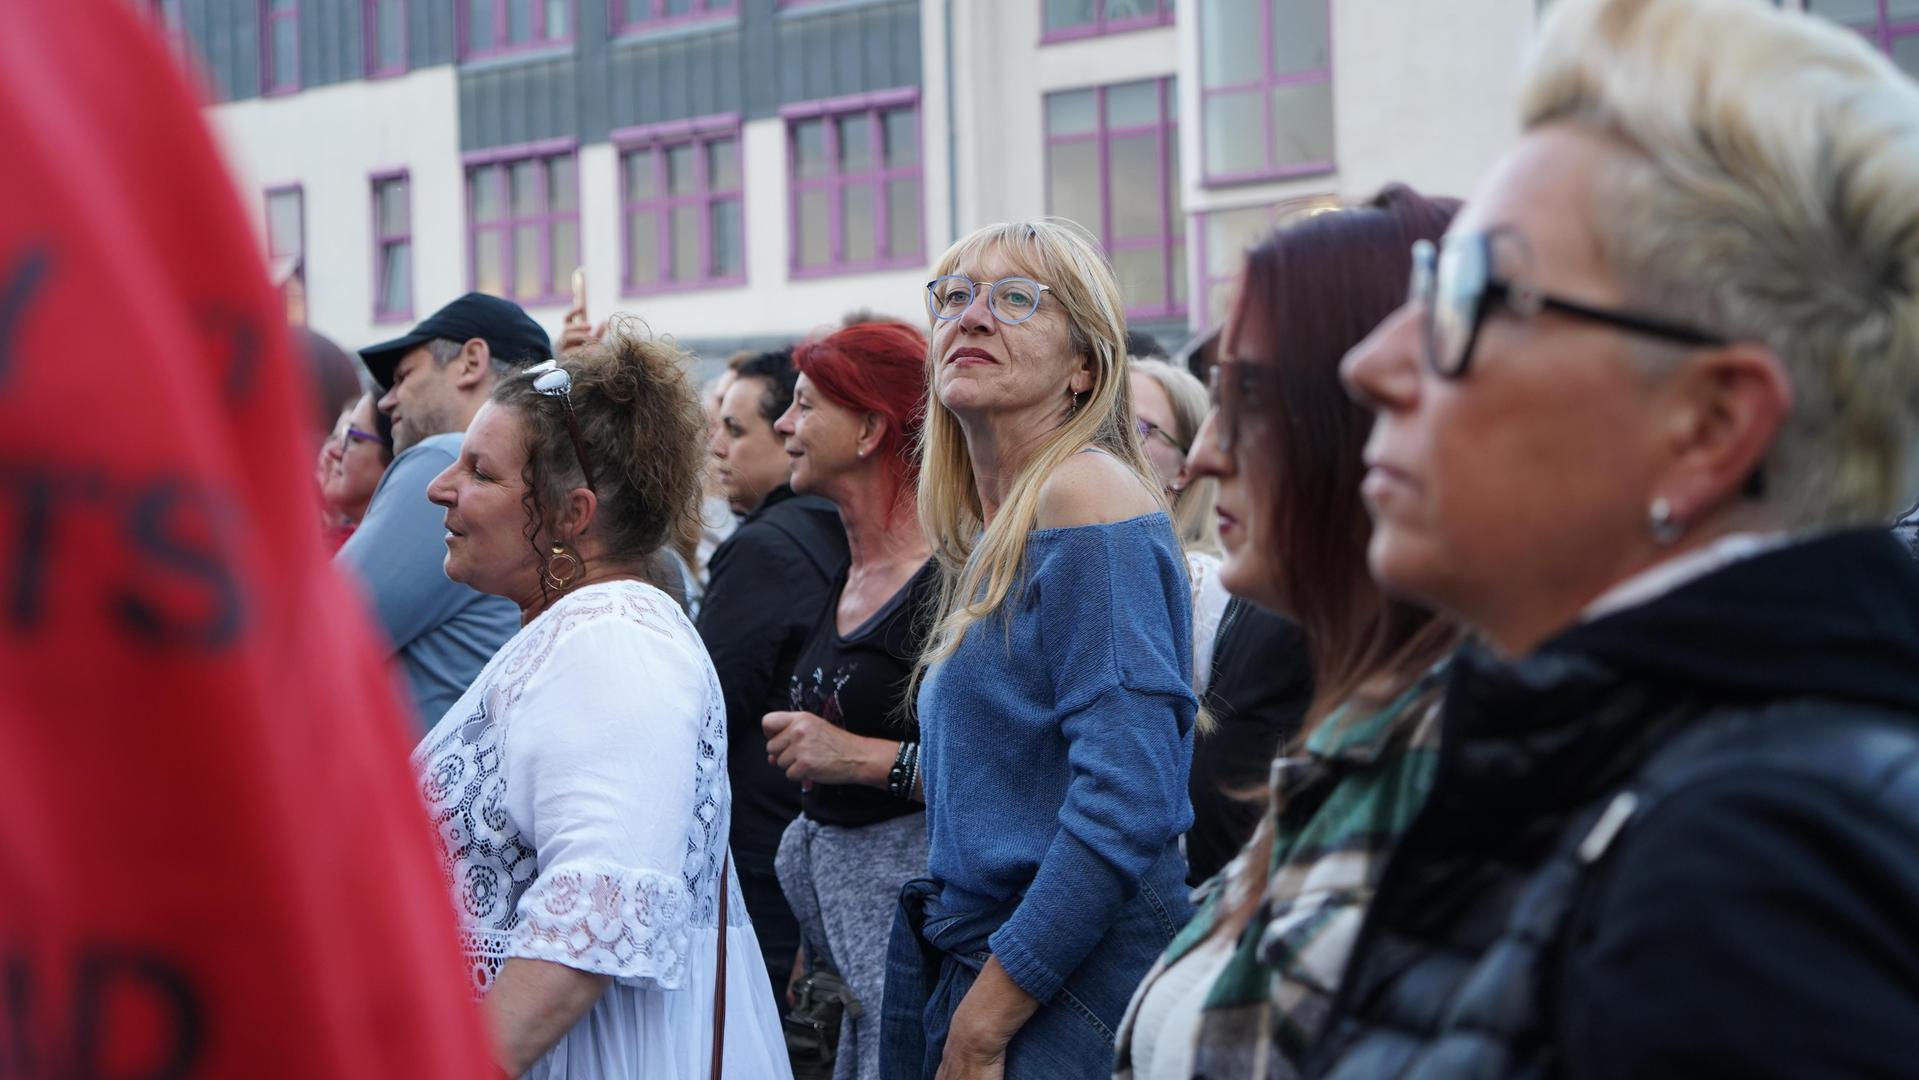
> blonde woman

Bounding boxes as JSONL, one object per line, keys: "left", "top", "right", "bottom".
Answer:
{"left": 879, "top": 221, "right": 1199, "bottom": 1080}
{"left": 1130, "top": 358, "right": 1229, "bottom": 692}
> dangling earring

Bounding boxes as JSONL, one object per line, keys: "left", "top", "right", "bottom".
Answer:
{"left": 545, "top": 541, "right": 581, "bottom": 591}
{"left": 1648, "top": 497, "right": 1684, "bottom": 546}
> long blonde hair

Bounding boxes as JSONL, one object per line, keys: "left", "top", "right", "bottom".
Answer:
{"left": 915, "top": 219, "right": 1159, "bottom": 673}
{"left": 1130, "top": 357, "right": 1220, "bottom": 555}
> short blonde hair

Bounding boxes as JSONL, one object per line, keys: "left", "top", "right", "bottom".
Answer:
{"left": 1525, "top": 0, "right": 1919, "bottom": 526}
{"left": 1130, "top": 357, "right": 1220, "bottom": 554}
{"left": 916, "top": 219, "right": 1159, "bottom": 668}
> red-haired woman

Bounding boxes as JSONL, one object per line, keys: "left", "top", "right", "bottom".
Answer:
{"left": 1113, "top": 186, "right": 1461, "bottom": 1079}
{"left": 763, "top": 321, "right": 936, "bottom": 1080}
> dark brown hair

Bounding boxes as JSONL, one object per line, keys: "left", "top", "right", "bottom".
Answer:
{"left": 492, "top": 327, "right": 707, "bottom": 596}
{"left": 1226, "top": 183, "right": 1462, "bottom": 737}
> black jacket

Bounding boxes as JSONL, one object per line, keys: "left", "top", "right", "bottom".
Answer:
{"left": 695, "top": 484, "right": 846, "bottom": 993}
{"left": 1306, "top": 530, "right": 1919, "bottom": 1079}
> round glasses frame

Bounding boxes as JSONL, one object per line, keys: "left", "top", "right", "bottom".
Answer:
{"left": 926, "top": 275, "right": 1053, "bottom": 325}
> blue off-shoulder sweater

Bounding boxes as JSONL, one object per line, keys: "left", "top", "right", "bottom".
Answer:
{"left": 917, "top": 513, "right": 1198, "bottom": 1003}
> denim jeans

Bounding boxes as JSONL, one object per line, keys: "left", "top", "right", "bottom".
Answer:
{"left": 879, "top": 851, "right": 1191, "bottom": 1080}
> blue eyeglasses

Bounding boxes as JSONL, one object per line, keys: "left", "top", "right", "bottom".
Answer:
{"left": 926, "top": 275, "right": 1053, "bottom": 325}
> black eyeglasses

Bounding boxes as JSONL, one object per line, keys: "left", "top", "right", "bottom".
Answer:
{"left": 1207, "top": 359, "right": 1287, "bottom": 456}
{"left": 1415, "top": 231, "right": 1728, "bottom": 378}
{"left": 524, "top": 359, "right": 597, "bottom": 491}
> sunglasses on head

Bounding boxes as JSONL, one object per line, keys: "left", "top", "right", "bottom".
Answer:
{"left": 523, "top": 359, "right": 597, "bottom": 491}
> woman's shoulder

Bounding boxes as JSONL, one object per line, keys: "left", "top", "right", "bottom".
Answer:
{"left": 1035, "top": 448, "right": 1161, "bottom": 531}
{"left": 527, "top": 580, "right": 701, "bottom": 665}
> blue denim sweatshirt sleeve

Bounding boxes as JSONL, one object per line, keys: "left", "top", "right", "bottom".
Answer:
{"left": 919, "top": 513, "right": 1197, "bottom": 1004}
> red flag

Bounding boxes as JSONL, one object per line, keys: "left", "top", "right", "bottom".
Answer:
{"left": 0, "top": 1, "right": 497, "bottom": 1074}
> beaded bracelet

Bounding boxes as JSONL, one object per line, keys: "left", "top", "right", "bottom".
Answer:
{"left": 888, "top": 740, "right": 920, "bottom": 800}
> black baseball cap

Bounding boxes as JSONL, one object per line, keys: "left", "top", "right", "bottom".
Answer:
{"left": 358, "top": 292, "right": 553, "bottom": 390}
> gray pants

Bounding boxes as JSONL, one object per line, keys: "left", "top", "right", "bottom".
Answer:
{"left": 776, "top": 811, "right": 929, "bottom": 1080}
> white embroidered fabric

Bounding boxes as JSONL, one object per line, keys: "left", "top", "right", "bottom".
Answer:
{"left": 413, "top": 581, "right": 789, "bottom": 1079}
{"left": 1187, "top": 551, "right": 1230, "bottom": 696}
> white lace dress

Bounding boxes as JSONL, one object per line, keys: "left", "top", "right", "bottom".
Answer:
{"left": 412, "top": 580, "right": 792, "bottom": 1079}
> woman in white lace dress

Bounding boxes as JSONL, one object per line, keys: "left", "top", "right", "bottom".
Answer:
{"left": 1131, "top": 358, "right": 1230, "bottom": 692}
{"left": 411, "top": 331, "right": 792, "bottom": 1079}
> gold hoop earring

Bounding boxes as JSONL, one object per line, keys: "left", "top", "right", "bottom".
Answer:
{"left": 545, "top": 542, "right": 581, "bottom": 591}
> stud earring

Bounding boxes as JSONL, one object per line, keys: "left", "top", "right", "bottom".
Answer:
{"left": 1648, "top": 497, "right": 1684, "bottom": 546}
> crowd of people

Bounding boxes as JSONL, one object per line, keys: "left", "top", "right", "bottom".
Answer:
{"left": 48, "top": 0, "right": 1919, "bottom": 1074}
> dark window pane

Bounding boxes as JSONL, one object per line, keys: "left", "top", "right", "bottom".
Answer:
{"left": 1894, "top": 32, "right": 1919, "bottom": 79}
{"left": 266, "top": 191, "right": 302, "bottom": 258}
{"left": 1044, "top": 0, "right": 1095, "bottom": 32}
{"left": 1106, "top": 0, "right": 1160, "bottom": 19}
{"left": 627, "top": 210, "right": 660, "bottom": 286}
{"left": 885, "top": 179, "right": 921, "bottom": 258}
{"left": 708, "top": 137, "right": 741, "bottom": 191}
{"left": 624, "top": 150, "right": 657, "bottom": 202}
{"left": 1810, "top": 0, "right": 1877, "bottom": 29}
{"left": 377, "top": 177, "right": 408, "bottom": 235}
{"left": 376, "top": 0, "right": 405, "bottom": 68}
{"left": 666, "top": 0, "right": 694, "bottom": 13}
{"left": 666, "top": 143, "right": 698, "bottom": 196}
{"left": 544, "top": 0, "right": 568, "bottom": 38}
{"left": 792, "top": 120, "right": 826, "bottom": 180}
{"left": 882, "top": 109, "right": 918, "bottom": 168}
{"left": 1171, "top": 240, "right": 1187, "bottom": 306}
{"left": 507, "top": 0, "right": 531, "bottom": 44}
{"left": 711, "top": 198, "right": 743, "bottom": 276}
{"left": 467, "top": 0, "right": 495, "bottom": 51}
{"left": 270, "top": 19, "right": 297, "bottom": 85}
{"left": 381, "top": 241, "right": 412, "bottom": 312}
{"left": 551, "top": 219, "right": 578, "bottom": 296}
{"left": 837, "top": 114, "right": 873, "bottom": 173}
{"left": 1108, "top": 79, "right": 1161, "bottom": 128}
{"left": 796, "top": 189, "right": 829, "bottom": 267}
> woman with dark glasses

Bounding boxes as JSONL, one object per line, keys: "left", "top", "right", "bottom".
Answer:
{"left": 319, "top": 391, "right": 394, "bottom": 550}
{"left": 413, "top": 335, "right": 793, "bottom": 1079}
{"left": 1114, "top": 185, "right": 1460, "bottom": 1080}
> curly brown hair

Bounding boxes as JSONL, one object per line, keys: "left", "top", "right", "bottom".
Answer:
{"left": 490, "top": 326, "right": 707, "bottom": 598}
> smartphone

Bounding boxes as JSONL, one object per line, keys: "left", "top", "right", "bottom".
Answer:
{"left": 568, "top": 267, "right": 587, "bottom": 325}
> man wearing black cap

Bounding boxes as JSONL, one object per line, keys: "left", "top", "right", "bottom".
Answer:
{"left": 339, "top": 293, "right": 552, "bottom": 729}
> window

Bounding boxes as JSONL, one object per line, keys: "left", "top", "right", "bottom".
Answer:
{"left": 460, "top": 0, "right": 572, "bottom": 59}
{"left": 265, "top": 184, "right": 306, "bottom": 322}
{"left": 261, "top": 0, "right": 299, "bottom": 94}
{"left": 1046, "top": 78, "right": 1185, "bottom": 319}
{"left": 612, "top": 0, "right": 736, "bottom": 32}
{"left": 1198, "top": 0, "right": 1332, "bottom": 182}
{"left": 372, "top": 172, "right": 413, "bottom": 321}
{"left": 619, "top": 122, "right": 745, "bottom": 293}
{"left": 466, "top": 147, "right": 579, "bottom": 304}
{"left": 785, "top": 92, "right": 923, "bottom": 276}
{"left": 1042, "top": 0, "right": 1174, "bottom": 42}
{"left": 365, "top": 0, "right": 407, "bottom": 76}
{"left": 1809, "top": 1, "right": 1919, "bottom": 77}
{"left": 1194, "top": 196, "right": 1336, "bottom": 326}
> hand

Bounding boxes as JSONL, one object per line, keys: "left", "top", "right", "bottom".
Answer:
{"left": 787, "top": 944, "right": 805, "bottom": 1008}
{"left": 936, "top": 957, "right": 1033, "bottom": 1080}
{"left": 934, "top": 1032, "right": 1006, "bottom": 1080}
{"left": 557, "top": 317, "right": 605, "bottom": 355}
{"left": 762, "top": 711, "right": 894, "bottom": 788}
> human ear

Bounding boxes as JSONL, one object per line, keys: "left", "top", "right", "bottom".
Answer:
{"left": 1651, "top": 343, "right": 1793, "bottom": 522}
{"left": 453, "top": 338, "right": 492, "bottom": 391}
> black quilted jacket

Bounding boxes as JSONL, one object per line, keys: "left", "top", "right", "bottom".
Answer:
{"left": 1304, "top": 529, "right": 1919, "bottom": 1080}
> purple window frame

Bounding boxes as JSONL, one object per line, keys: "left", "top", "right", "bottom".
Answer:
{"left": 463, "top": 139, "right": 581, "bottom": 306}
{"left": 1044, "top": 77, "right": 1186, "bottom": 320}
{"left": 611, "top": 0, "right": 737, "bottom": 34}
{"left": 261, "top": 0, "right": 300, "bottom": 95}
{"left": 616, "top": 115, "right": 748, "bottom": 296}
{"left": 782, "top": 88, "right": 926, "bottom": 279}
{"left": 1811, "top": 1, "right": 1919, "bottom": 62}
{"left": 371, "top": 170, "right": 414, "bottom": 323}
{"left": 1040, "top": 0, "right": 1175, "bottom": 44}
{"left": 264, "top": 182, "right": 306, "bottom": 309}
{"left": 364, "top": 0, "right": 409, "bottom": 77}
{"left": 458, "top": 0, "right": 575, "bottom": 61}
{"left": 775, "top": 1, "right": 845, "bottom": 8}
{"left": 1192, "top": 195, "right": 1337, "bottom": 327}
{"left": 1197, "top": 0, "right": 1335, "bottom": 186}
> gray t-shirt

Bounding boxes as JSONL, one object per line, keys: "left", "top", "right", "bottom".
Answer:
{"left": 337, "top": 431, "right": 519, "bottom": 731}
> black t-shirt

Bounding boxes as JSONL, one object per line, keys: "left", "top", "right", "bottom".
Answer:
{"left": 1185, "top": 599, "right": 1314, "bottom": 885}
{"left": 789, "top": 559, "right": 939, "bottom": 828}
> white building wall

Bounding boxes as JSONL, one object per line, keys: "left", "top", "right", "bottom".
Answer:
{"left": 209, "top": 66, "right": 466, "bottom": 354}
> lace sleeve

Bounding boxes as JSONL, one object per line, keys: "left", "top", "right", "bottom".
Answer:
{"left": 507, "top": 862, "right": 693, "bottom": 990}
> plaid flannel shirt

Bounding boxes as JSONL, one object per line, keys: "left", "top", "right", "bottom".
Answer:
{"left": 1114, "top": 664, "right": 1447, "bottom": 1080}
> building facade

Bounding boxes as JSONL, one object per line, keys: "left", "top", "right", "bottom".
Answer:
{"left": 149, "top": 0, "right": 1846, "bottom": 364}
